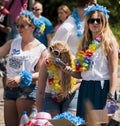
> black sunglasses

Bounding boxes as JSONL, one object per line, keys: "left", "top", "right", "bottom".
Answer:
{"left": 16, "top": 24, "right": 27, "bottom": 29}
{"left": 49, "top": 46, "right": 60, "bottom": 56}
{"left": 32, "top": 8, "right": 40, "bottom": 11}
{"left": 88, "top": 18, "right": 102, "bottom": 24}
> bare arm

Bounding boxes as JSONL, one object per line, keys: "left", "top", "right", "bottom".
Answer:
{"left": 108, "top": 41, "right": 118, "bottom": 96}
{"left": 46, "top": 34, "right": 52, "bottom": 47}
{"left": 36, "top": 59, "right": 48, "bottom": 112}
{"left": 0, "top": 40, "right": 12, "bottom": 57}
{"left": 32, "top": 49, "right": 47, "bottom": 81}
{"left": 59, "top": 65, "right": 81, "bottom": 79}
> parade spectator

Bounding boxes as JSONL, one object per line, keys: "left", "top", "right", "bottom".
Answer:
{"left": 54, "top": 5, "right": 71, "bottom": 32}
{"left": 36, "top": 41, "right": 80, "bottom": 117}
{"left": 32, "top": 1, "right": 54, "bottom": 47}
{"left": 1, "top": 10, "right": 46, "bottom": 126}
{"left": 0, "top": 0, "right": 11, "bottom": 88}
{"left": 63, "top": 4, "right": 118, "bottom": 119}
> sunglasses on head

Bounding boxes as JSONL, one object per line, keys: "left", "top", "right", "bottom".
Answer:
{"left": 16, "top": 24, "right": 27, "bottom": 29}
{"left": 88, "top": 18, "right": 102, "bottom": 24}
{"left": 32, "top": 8, "right": 40, "bottom": 11}
{"left": 49, "top": 46, "right": 60, "bottom": 56}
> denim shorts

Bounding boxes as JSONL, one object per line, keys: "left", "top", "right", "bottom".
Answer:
{"left": 44, "top": 92, "right": 75, "bottom": 113}
{"left": 4, "top": 84, "right": 37, "bottom": 100}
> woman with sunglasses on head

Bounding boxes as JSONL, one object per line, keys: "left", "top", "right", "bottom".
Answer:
{"left": 63, "top": 4, "right": 118, "bottom": 119}
{"left": 36, "top": 41, "right": 80, "bottom": 117}
{"left": 0, "top": 10, "right": 46, "bottom": 126}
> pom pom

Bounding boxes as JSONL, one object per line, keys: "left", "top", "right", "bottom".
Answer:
{"left": 105, "top": 99, "right": 119, "bottom": 114}
{"left": 20, "top": 10, "right": 45, "bottom": 34}
{"left": 19, "top": 71, "right": 32, "bottom": 88}
{"left": 53, "top": 111, "right": 85, "bottom": 125}
{"left": 84, "top": 4, "right": 109, "bottom": 19}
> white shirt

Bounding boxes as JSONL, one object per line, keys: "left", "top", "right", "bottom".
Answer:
{"left": 7, "top": 37, "right": 46, "bottom": 78}
{"left": 81, "top": 47, "right": 110, "bottom": 80}
{"left": 52, "top": 16, "right": 85, "bottom": 55}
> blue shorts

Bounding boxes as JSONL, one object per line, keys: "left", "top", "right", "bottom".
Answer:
{"left": 44, "top": 92, "right": 75, "bottom": 113}
{"left": 4, "top": 84, "right": 37, "bottom": 100}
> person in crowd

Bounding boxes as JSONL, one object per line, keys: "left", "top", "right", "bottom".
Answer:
{"left": 1, "top": 10, "right": 46, "bottom": 126}
{"left": 32, "top": 1, "right": 54, "bottom": 47}
{"left": 0, "top": 0, "right": 11, "bottom": 89}
{"left": 52, "top": 0, "right": 97, "bottom": 114}
{"left": 5, "top": 0, "right": 33, "bottom": 40}
{"left": 54, "top": 5, "right": 71, "bottom": 32}
{"left": 36, "top": 41, "right": 80, "bottom": 117}
{"left": 62, "top": 4, "right": 118, "bottom": 119}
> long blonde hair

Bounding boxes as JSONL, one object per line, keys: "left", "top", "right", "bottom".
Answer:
{"left": 77, "top": 11, "right": 118, "bottom": 56}
{"left": 48, "top": 41, "right": 74, "bottom": 97}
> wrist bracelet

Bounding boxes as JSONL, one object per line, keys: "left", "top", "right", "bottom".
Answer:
{"left": 107, "top": 92, "right": 114, "bottom": 99}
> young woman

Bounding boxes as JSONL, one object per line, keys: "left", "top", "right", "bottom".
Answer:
{"left": 36, "top": 41, "right": 80, "bottom": 117}
{"left": 1, "top": 10, "right": 46, "bottom": 126}
{"left": 63, "top": 4, "right": 118, "bottom": 119}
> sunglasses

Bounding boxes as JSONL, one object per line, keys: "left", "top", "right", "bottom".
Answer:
{"left": 49, "top": 46, "right": 60, "bottom": 56}
{"left": 32, "top": 8, "right": 40, "bottom": 11}
{"left": 16, "top": 24, "right": 27, "bottom": 29}
{"left": 88, "top": 18, "right": 102, "bottom": 24}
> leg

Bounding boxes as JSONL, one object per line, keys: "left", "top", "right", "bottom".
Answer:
{"left": 2, "top": 76, "right": 6, "bottom": 89}
{"left": 4, "top": 100, "right": 19, "bottom": 126}
{"left": 16, "top": 99, "right": 36, "bottom": 124}
{"left": 44, "top": 93, "right": 60, "bottom": 118}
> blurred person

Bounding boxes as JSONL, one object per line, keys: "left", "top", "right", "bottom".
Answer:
{"left": 36, "top": 41, "right": 80, "bottom": 117}
{"left": 0, "top": 0, "right": 11, "bottom": 88}
{"left": 54, "top": 5, "right": 71, "bottom": 32}
{"left": 5, "top": 0, "right": 33, "bottom": 40}
{"left": 32, "top": 1, "right": 54, "bottom": 47}
{"left": 62, "top": 4, "right": 118, "bottom": 119}
{"left": 1, "top": 10, "right": 46, "bottom": 126}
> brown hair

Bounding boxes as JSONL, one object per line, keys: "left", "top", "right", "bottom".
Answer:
{"left": 58, "top": 5, "right": 71, "bottom": 17}
{"left": 76, "top": 0, "right": 97, "bottom": 8}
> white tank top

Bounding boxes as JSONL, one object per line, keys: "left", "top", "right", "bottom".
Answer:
{"left": 6, "top": 37, "right": 46, "bottom": 78}
{"left": 81, "top": 47, "right": 110, "bottom": 80}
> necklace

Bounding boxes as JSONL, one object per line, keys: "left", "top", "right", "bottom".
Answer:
{"left": 72, "top": 8, "right": 83, "bottom": 37}
{"left": 46, "top": 58, "right": 76, "bottom": 100}
{"left": 76, "top": 36, "right": 102, "bottom": 71}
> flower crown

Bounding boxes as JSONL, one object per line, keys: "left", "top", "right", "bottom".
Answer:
{"left": 84, "top": 4, "right": 109, "bottom": 19}
{"left": 20, "top": 10, "right": 45, "bottom": 33}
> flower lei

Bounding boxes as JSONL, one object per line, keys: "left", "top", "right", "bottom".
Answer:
{"left": 46, "top": 58, "right": 76, "bottom": 98}
{"left": 20, "top": 10, "right": 45, "bottom": 33}
{"left": 72, "top": 8, "right": 83, "bottom": 38}
{"left": 76, "top": 36, "right": 102, "bottom": 72}
{"left": 84, "top": 4, "right": 109, "bottom": 19}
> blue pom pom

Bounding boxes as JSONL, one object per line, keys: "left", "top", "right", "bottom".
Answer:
{"left": 53, "top": 111, "right": 85, "bottom": 125}
{"left": 19, "top": 71, "right": 32, "bottom": 88}
{"left": 84, "top": 4, "right": 109, "bottom": 19}
{"left": 20, "top": 10, "right": 45, "bottom": 34}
